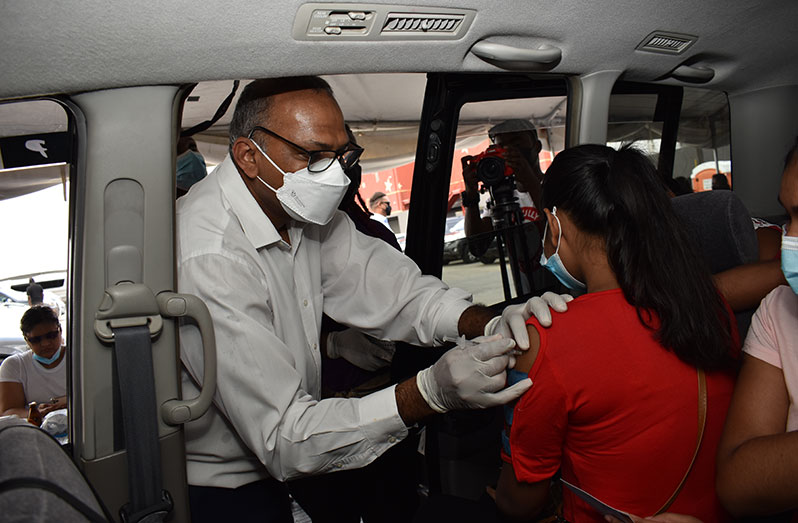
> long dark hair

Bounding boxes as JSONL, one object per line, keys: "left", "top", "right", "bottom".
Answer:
{"left": 542, "top": 144, "right": 735, "bottom": 370}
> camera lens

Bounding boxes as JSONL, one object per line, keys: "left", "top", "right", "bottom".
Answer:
{"left": 477, "top": 157, "right": 505, "bottom": 186}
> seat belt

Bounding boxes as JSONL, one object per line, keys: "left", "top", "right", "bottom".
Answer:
{"left": 112, "top": 325, "right": 172, "bottom": 523}
{"left": 96, "top": 284, "right": 218, "bottom": 522}
{"left": 95, "top": 284, "right": 173, "bottom": 523}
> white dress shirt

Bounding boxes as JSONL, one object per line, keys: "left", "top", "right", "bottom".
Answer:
{"left": 370, "top": 212, "right": 390, "bottom": 228}
{"left": 177, "top": 156, "right": 472, "bottom": 488}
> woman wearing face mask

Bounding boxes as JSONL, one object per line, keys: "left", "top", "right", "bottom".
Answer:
{"left": 0, "top": 305, "right": 67, "bottom": 423}
{"left": 715, "top": 139, "right": 798, "bottom": 518}
{"left": 494, "top": 144, "right": 738, "bottom": 522}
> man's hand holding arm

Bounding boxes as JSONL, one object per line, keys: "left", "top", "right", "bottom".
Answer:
{"left": 396, "top": 335, "right": 532, "bottom": 425}
{"left": 466, "top": 292, "right": 573, "bottom": 349}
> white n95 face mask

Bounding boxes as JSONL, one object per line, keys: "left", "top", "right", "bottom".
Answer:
{"left": 250, "top": 140, "right": 350, "bottom": 225}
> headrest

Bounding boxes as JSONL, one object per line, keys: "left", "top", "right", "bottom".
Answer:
{"left": 671, "top": 190, "right": 758, "bottom": 274}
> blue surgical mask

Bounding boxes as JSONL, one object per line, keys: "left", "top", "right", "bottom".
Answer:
{"left": 782, "top": 233, "right": 798, "bottom": 294}
{"left": 33, "top": 346, "right": 62, "bottom": 366}
{"left": 176, "top": 149, "right": 208, "bottom": 191}
{"left": 539, "top": 206, "right": 587, "bottom": 291}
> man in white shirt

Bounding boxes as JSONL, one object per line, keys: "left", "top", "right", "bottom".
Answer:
{"left": 177, "top": 77, "right": 561, "bottom": 522}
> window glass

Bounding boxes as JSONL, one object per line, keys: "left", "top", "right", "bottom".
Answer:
{"left": 608, "top": 85, "right": 731, "bottom": 192}
{"left": 607, "top": 93, "right": 663, "bottom": 157}
{"left": 442, "top": 95, "right": 567, "bottom": 305}
{"left": 674, "top": 88, "right": 731, "bottom": 193}
{"left": 0, "top": 99, "right": 70, "bottom": 429}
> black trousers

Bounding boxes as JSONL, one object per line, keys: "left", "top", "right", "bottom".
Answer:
{"left": 288, "top": 435, "right": 421, "bottom": 523}
{"left": 189, "top": 478, "right": 293, "bottom": 523}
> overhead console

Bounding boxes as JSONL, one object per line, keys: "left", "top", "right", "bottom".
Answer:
{"left": 292, "top": 3, "right": 475, "bottom": 40}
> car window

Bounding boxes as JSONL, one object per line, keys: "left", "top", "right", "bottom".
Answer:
{"left": 608, "top": 83, "right": 732, "bottom": 192}
{"left": 0, "top": 100, "right": 70, "bottom": 380}
{"left": 441, "top": 94, "right": 567, "bottom": 305}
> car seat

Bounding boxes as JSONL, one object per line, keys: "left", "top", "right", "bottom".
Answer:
{"left": 671, "top": 189, "right": 759, "bottom": 338}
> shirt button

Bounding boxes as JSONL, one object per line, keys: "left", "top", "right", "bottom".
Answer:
{"left": 312, "top": 343, "right": 317, "bottom": 351}
{"left": 303, "top": 299, "right": 308, "bottom": 307}
{"left": 334, "top": 463, "right": 343, "bottom": 469}
{"left": 388, "top": 436, "right": 397, "bottom": 443}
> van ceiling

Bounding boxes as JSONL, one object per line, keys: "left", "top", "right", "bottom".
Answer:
{"left": 1, "top": 1, "right": 797, "bottom": 99}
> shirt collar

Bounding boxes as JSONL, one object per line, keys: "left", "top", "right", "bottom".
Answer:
{"left": 217, "top": 155, "right": 284, "bottom": 249}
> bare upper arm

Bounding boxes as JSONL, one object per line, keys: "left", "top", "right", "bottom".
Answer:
{"left": 513, "top": 323, "right": 541, "bottom": 374}
{"left": 717, "top": 354, "right": 789, "bottom": 460}
{"left": 0, "top": 381, "right": 27, "bottom": 414}
{"left": 495, "top": 461, "right": 550, "bottom": 522}
{"left": 712, "top": 260, "right": 786, "bottom": 312}
{"left": 756, "top": 227, "right": 783, "bottom": 261}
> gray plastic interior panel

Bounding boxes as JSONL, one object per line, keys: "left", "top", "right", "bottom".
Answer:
{"left": 574, "top": 70, "right": 622, "bottom": 145}
{"left": 70, "top": 85, "right": 181, "bottom": 455}
{"left": 292, "top": 3, "right": 475, "bottom": 40}
{"left": 71, "top": 84, "right": 188, "bottom": 521}
{"left": 729, "top": 85, "right": 798, "bottom": 217}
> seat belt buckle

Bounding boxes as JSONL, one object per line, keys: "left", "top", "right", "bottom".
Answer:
{"left": 94, "top": 283, "right": 163, "bottom": 343}
{"left": 120, "top": 489, "right": 173, "bottom": 523}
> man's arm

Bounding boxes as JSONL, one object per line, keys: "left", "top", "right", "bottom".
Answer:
{"left": 716, "top": 354, "right": 798, "bottom": 515}
{"left": 503, "top": 147, "right": 543, "bottom": 211}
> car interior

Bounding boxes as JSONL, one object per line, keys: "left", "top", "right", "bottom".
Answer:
{"left": 1, "top": 1, "right": 798, "bottom": 521}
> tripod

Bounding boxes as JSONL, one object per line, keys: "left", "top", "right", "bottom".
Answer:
{"left": 485, "top": 179, "right": 536, "bottom": 301}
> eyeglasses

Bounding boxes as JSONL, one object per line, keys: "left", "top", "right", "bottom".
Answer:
{"left": 26, "top": 329, "right": 60, "bottom": 345}
{"left": 248, "top": 126, "right": 364, "bottom": 173}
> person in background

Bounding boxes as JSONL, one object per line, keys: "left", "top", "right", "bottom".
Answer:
{"left": 668, "top": 176, "right": 693, "bottom": 196}
{"left": 368, "top": 191, "right": 392, "bottom": 230}
{"left": 495, "top": 145, "right": 737, "bottom": 522}
{"left": 715, "top": 138, "right": 798, "bottom": 518}
{"left": 0, "top": 305, "right": 67, "bottom": 422}
{"left": 461, "top": 119, "right": 550, "bottom": 294}
{"left": 25, "top": 279, "right": 44, "bottom": 306}
{"left": 176, "top": 136, "right": 208, "bottom": 197}
{"left": 712, "top": 173, "right": 731, "bottom": 190}
{"left": 461, "top": 119, "right": 545, "bottom": 240}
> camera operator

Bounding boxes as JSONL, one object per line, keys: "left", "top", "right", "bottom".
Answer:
{"left": 460, "top": 119, "right": 545, "bottom": 293}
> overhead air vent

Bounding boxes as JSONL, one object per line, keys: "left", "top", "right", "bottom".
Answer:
{"left": 636, "top": 31, "right": 697, "bottom": 55}
{"left": 382, "top": 13, "right": 463, "bottom": 34}
{"left": 293, "top": 4, "right": 475, "bottom": 40}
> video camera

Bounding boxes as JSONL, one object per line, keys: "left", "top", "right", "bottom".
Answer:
{"left": 472, "top": 144, "right": 513, "bottom": 188}
{"left": 469, "top": 144, "right": 517, "bottom": 211}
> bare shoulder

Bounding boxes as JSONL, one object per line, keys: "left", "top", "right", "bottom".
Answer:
{"left": 514, "top": 324, "right": 541, "bottom": 374}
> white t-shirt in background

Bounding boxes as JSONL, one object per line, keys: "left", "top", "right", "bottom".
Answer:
{"left": 0, "top": 349, "right": 67, "bottom": 404}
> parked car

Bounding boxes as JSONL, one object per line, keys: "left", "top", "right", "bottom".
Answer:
{"left": 442, "top": 216, "right": 499, "bottom": 264}
{"left": 0, "top": 296, "right": 27, "bottom": 362}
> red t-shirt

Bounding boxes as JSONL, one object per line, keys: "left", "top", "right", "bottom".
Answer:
{"left": 503, "top": 289, "right": 735, "bottom": 522}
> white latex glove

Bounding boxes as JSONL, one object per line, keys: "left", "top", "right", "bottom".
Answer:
{"left": 484, "top": 292, "right": 574, "bottom": 349}
{"left": 416, "top": 334, "right": 532, "bottom": 413}
{"left": 326, "top": 329, "right": 396, "bottom": 371}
